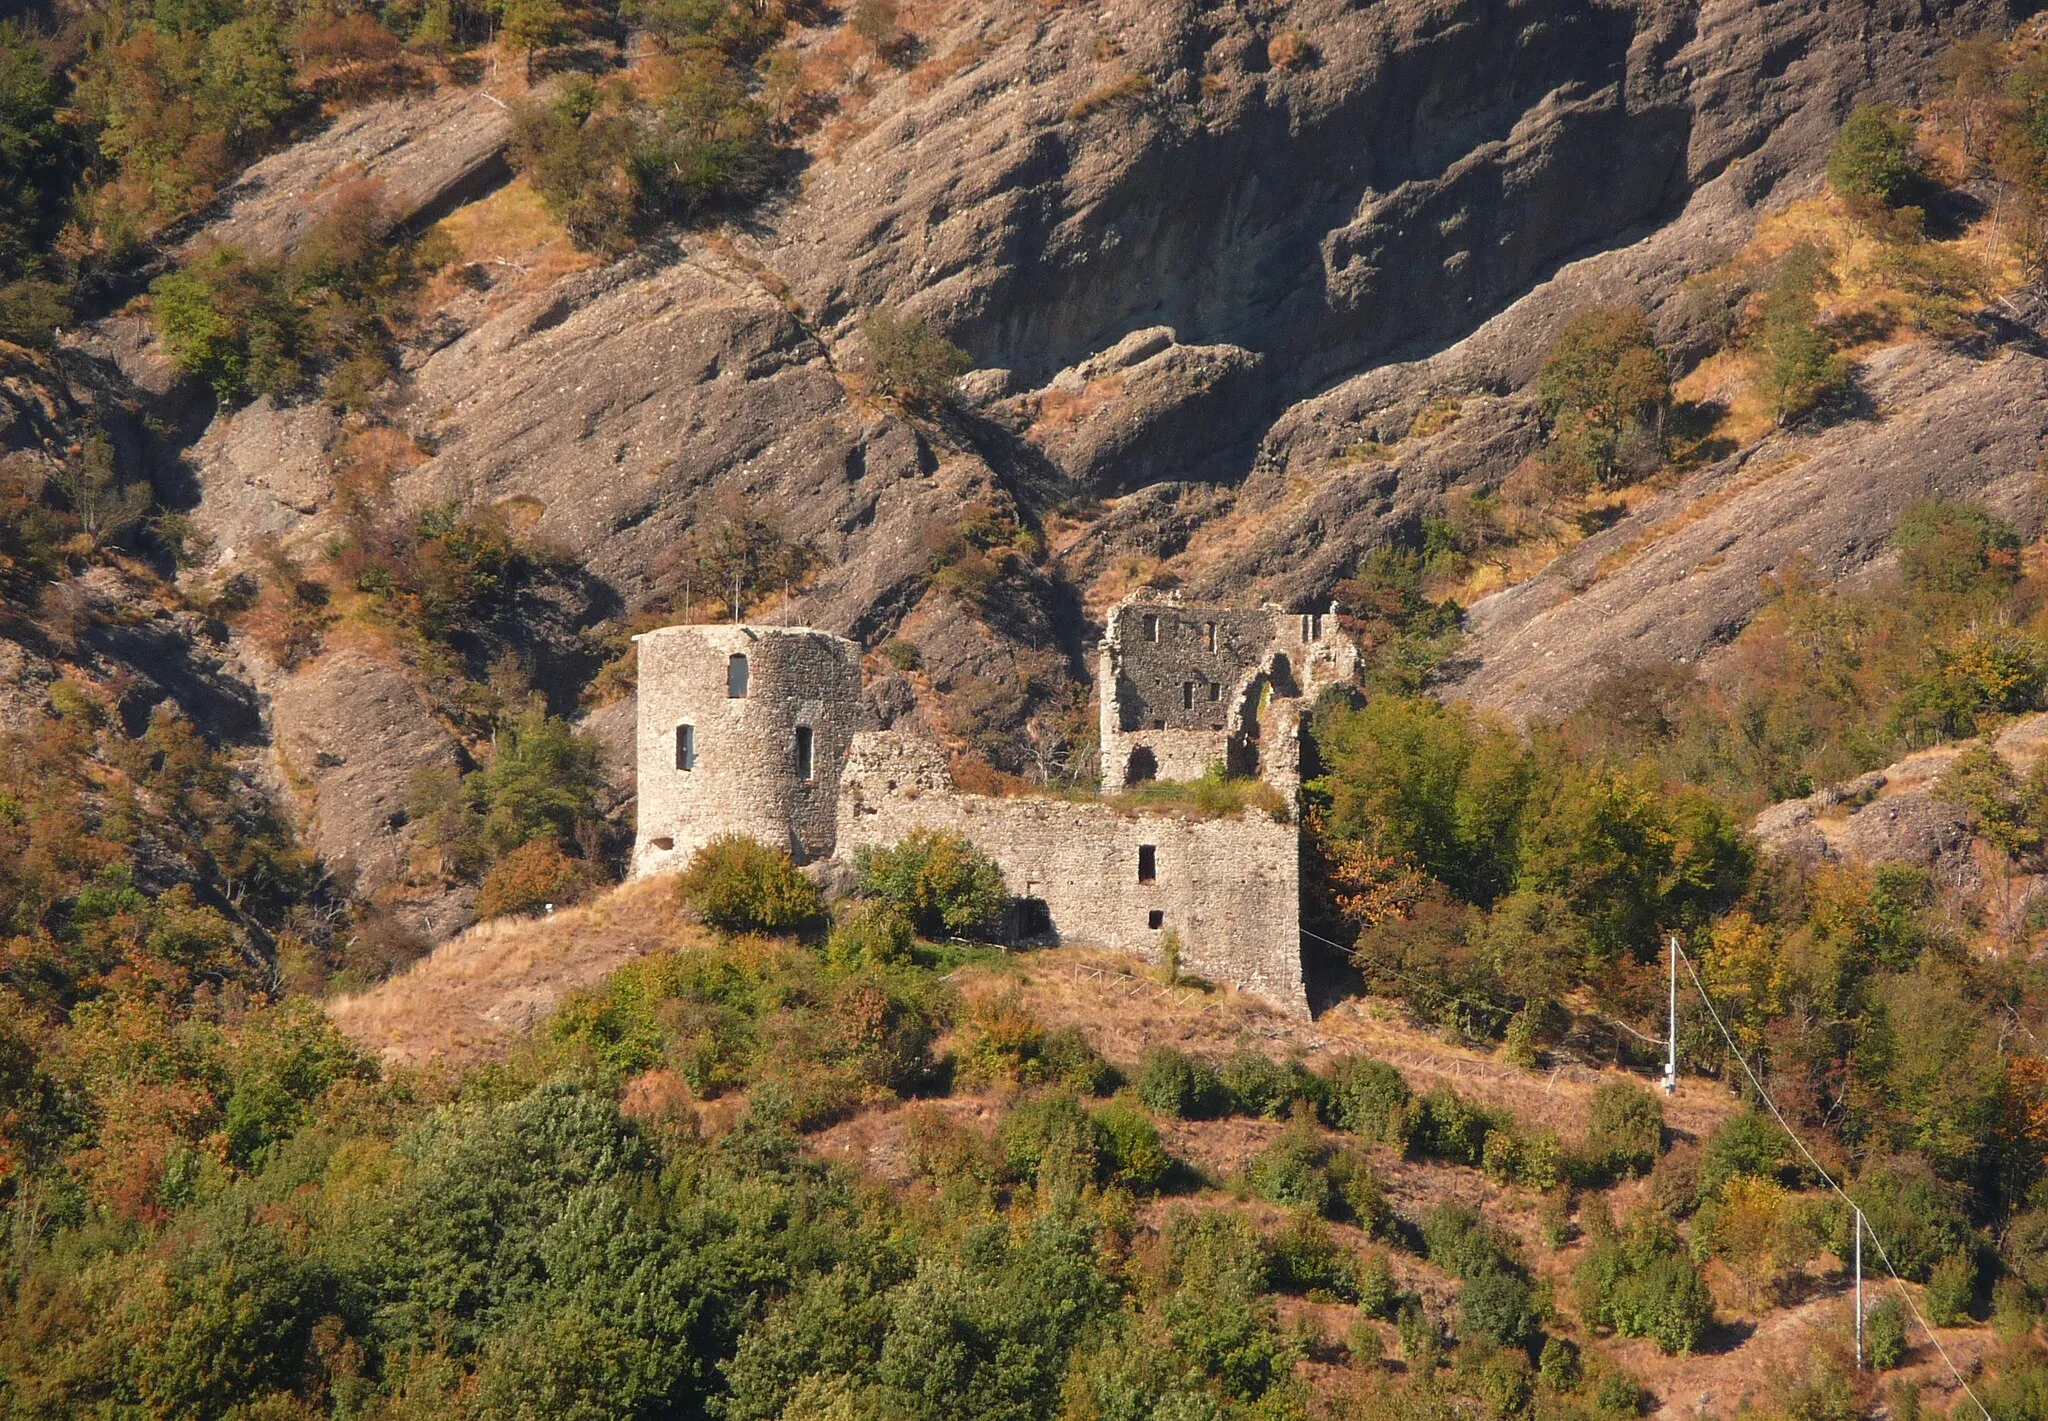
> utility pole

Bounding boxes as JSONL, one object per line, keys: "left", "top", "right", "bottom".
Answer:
{"left": 1854, "top": 1207, "right": 1865, "bottom": 1368}
{"left": 1664, "top": 934, "right": 1679, "bottom": 1095}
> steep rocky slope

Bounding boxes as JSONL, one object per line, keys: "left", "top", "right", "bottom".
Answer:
{"left": 11, "top": 0, "right": 2034, "bottom": 934}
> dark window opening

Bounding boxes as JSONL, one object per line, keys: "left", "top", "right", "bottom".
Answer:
{"left": 795, "top": 725, "right": 814, "bottom": 781}
{"left": 727, "top": 653, "right": 749, "bottom": 698}
{"left": 1138, "top": 844, "right": 1156, "bottom": 883}
{"left": 650, "top": 836, "right": 674, "bottom": 851}
{"left": 1182, "top": 681, "right": 1195, "bottom": 710}
{"left": 1300, "top": 614, "right": 1313, "bottom": 644}
{"left": 676, "top": 723, "right": 695, "bottom": 771}
{"left": 1127, "top": 747, "right": 1157, "bottom": 785}
{"left": 1207, "top": 682, "right": 1221, "bottom": 702}
{"left": 1143, "top": 613, "right": 1160, "bottom": 642}
{"left": 1147, "top": 910, "right": 1164, "bottom": 930}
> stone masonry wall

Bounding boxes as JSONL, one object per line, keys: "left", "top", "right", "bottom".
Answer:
{"left": 633, "top": 624, "right": 862, "bottom": 875}
{"left": 839, "top": 732, "right": 1308, "bottom": 1016}
{"left": 1098, "top": 593, "right": 1361, "bottom": 794}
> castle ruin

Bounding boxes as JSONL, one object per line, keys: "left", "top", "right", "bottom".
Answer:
{"left": 632, "top": 593, "right": 1357, "bottom": 1017}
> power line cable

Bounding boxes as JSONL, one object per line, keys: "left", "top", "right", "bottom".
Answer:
{"left": 1304, "top": 917, "right": 1998, "bottom": 1413}
{"left": 1672, "top": 940, "right": 1993, "bottom": 1420}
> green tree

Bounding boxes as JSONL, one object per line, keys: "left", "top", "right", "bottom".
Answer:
{"left": 1581, "top": 1080, "right": 1665, "bottom": 1180}
{"left": 1829, "top": 103, "right": 1922, "bottom": 207}
{"left": 150, "top": 246, "right": 306, "bottom": 401}
{"left": 471, "top": 700, "right": 606, "bottom": 857}
{"left": 501, "top": 0, "right": 568, "bottom": 79}
{"left": 198, "top": 19, "right": 296, "bottom": 156}
{"left": 49, "top": 432, "right": 151, "bottom": 549}
{"left": 854, "top": 829, "right": 1008, "bottom": 938}
{"left": 1754, "top": 242, "right": 1851, "bottom": 424}
{"left": 1538, "top": 305, "right": 1672, "bottom": 487}
{"left": 1895, "top": 498, "right": 2022, "bottom": 599}
{"left": 677, "top": 835, "right": 824, "bottom": 934}
{"left": 861, "top": 310, "right": 972, "bottom": 409}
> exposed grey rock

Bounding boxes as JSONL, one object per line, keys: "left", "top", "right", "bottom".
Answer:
{"left": 264, "top": 647, "right": 466, "bottom": 930}
{"left": 189, "top": 87, "right": 514, "bottom": 259}
{"left": 1444, "top": 343, "right": 2048, "bottom": 724}
{"left": 185, "top": 397, "right": 343, "bottom": 561}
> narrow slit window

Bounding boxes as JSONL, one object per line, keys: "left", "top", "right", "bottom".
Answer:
{"left": 1207, "top": 682, "right": 1221, "bottom": 702}
{"left": 1182, "top": 681, "right": 1195, "bottom": 710}
{"left": 1300, "top": 614, "right": 1312, "bottom": 644}
{"left": 795, "top": 725, "right": 814, "bottom": 781}
{"left": 1144, "top": 614, "right": 1160, "bottom": 643}
{"left": 1310, "top": 614, "right": 1323, "bottom": 642}
{"left": 1147, "top": 910, "right": 1164, "bottom": 930}
{"left": 1138, "top": 844, "right": 1156, "bottom": 884}
{"left": 676, "top": 723, "right": 695, "bottom": 771}
{"left": 1205, "top": 620, "right": 1217, "bottom": 652}
{"left": 727, "top": 653, "right": 749, "bottom": 698}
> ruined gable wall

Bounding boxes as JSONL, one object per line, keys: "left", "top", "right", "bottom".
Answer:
{"left": 634, "top": 625, "right": 861, "bottom": 876}
{"left": 1100, "top": 595, "right": 1363, "bottom": 793}
{"left": 839, "top": 732, "right": 1307, "bottom": 1015}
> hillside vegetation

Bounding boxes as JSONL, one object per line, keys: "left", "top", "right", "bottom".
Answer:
{"left": 12, "top": 3, "right": 2048, "bottom": 1420}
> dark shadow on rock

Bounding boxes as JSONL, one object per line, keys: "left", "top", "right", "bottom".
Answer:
{"left": 89, "top": 619, "right": 265, "bottom": 742}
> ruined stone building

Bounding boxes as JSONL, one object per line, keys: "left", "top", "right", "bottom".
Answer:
{"left": 632, "top": 593, "right": 1357, "bottom": 1016}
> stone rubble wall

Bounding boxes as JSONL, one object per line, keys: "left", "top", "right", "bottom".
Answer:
{"left": 633, "top": 624, "right": 862, "bottom": 875}
{"left": 1098, "top": 592, "right": 1360, "bottom": 793}
{"left": 839, "top": 731, "right": 1308, "bottom": 1016}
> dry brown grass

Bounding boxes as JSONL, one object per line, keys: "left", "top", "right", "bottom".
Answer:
{"left": 945, "top": 949, "right": 1741, "bottom": 1145}
{"left": 429, "top": 177, "right": 598, "bottom": 315}
{"left": 326, "top": 874, "right": 694, "bottom": 1067}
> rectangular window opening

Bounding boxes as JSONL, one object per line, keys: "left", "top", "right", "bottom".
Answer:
{"left": 1182, "top": 681, "right": 1194, "bottom": 710}
{"left": 1207, "top": 682, "right": 1221, "bottom": 702}
{"left": 1300, "top": 614, "right": 1312, "bottom": 644}
{"left": 727, "top": 653, "right": 749, "bottom": 698}
{"left": 1204, "top": 621, "right": 1217, "bottom": 652}
{"left": 1144, "top": 613, "right": 1160, "bottom": 643}
{"left": 795, "top": 725, "right": 814, "bottom": 781}
{"left": 676, "top": 723, "right": 695, "bottom": 771}
{"left": 1147, "top": 910, "right": 1164, "bottom": 930}
{"left": 1138, "top": 844, "right": 1156, "bottom": 884}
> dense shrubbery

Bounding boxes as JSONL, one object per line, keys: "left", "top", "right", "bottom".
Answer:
{"left": 509, "top": 65, "right": 777, "bottom": 253}
{"left": 855, "top": 828, "right": 1008, "bottom": 938}
{"left": 151, "top": 188, "right": 449, "bottom": 406}
{"left": 675, "top": 834, "right": 824, "bottom": 935}
{"left": 1574, "top": 1205, "right": 1714, "bottom": 1354}
{"left": 411, "top": 697, "right": 612, "bottom": 895}
{"left": 861, "top": 309, "right": 973, "bottom": 408}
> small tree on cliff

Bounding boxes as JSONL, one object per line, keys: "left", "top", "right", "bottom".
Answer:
{"left": 1536, "top": 305, "right": 1670, "bottom": 489}
{"left": 861, "top": 309, "right": 972, "bottom": 410}
{"left": 1828, "top": 103, "right": 1922, "bottom": 209}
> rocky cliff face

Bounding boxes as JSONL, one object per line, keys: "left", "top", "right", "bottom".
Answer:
{"left": 11, "top": 0, "right": 2034, "bottom": 935}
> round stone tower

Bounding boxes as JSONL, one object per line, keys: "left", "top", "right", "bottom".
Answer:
{"left": 632, "top": 623, "right": 863, "bottom": 877}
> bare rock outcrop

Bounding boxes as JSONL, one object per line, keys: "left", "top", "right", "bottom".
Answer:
{"left": 191, "top": 87, "right": 513, "bottom": 259}
{"left": 265, "top": 647, "right": 471, "bottom": 935}
{"left": 1749, "top": 716, "right": 2048, "bottom": 910}
{"left": 1443, "top": 342, "right": 2048, "bottom": 723}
